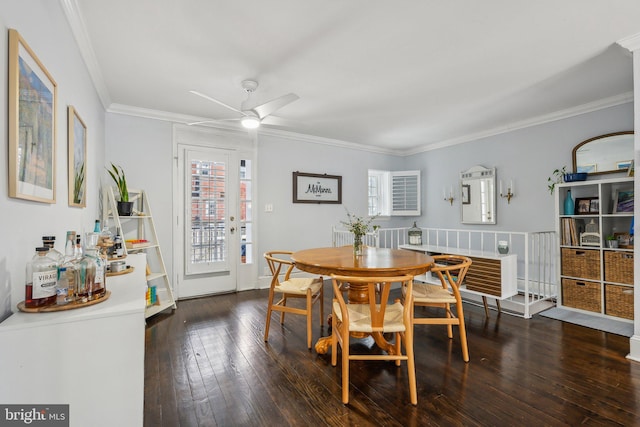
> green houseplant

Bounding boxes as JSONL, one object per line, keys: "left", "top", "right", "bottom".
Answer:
{"left": 107, "top": 163, "right": 133, "bottom": 215}
{"left": 547, "top": 166, "right": 567, "bottom": 195}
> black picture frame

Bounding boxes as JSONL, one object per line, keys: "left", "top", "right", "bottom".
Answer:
{"left": 575, "top": 197, "right": 598, "bottom": 214}
{"left": 293, "top": 172, "right": 342, "bottom": 204}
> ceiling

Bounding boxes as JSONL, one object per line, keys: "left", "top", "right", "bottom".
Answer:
{"left": 65, "top": 1, "right": 640, "bottom": 154}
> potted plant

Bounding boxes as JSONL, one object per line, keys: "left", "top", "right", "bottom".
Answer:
{"left": 606, "top": 235, "right": 619, "bottom": 248}
{"left": 107, "top": 163, "right": 133, "bottom": 216}
{"left": 547, "top": 166, "right": 567, "bottom": 194}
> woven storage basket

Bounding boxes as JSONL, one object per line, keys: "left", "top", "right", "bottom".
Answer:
{"left": 604, "top": 251, "right": 634, "bottom": 284}
{"left": 605, "top": 284, "right": 634, "bottom": 319}
{"left": 561, "top": 248, "right": 600, "bottom": 280}
{"left": 561, "top": 278, "right": 601, "bottom": 313}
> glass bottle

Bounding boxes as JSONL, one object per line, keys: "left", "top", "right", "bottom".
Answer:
{"left": 113, "top": 227, "right": 124, "bottom": 258}
{"left": 25, "top": 247, "right": 58, "bottom": 308}
{"left": 42, "top": 235, "right": 63, "bottom": 264}
{"left": 93, "top": 219, "right": 101, "bottom": 233}
{"left": 564, "top": 190, "right": 575, "bottom": 215}
{"left": 408, "top": 222, "right": 422, "bottom": 245}
{"left": 81, "top": 232, "right": 106, "bottom": 301}
{"left": 57, "top": 231, "right": 78, "bottom": 305}
{"left": 74, "top": 234, "right": 83, "bottom": 260}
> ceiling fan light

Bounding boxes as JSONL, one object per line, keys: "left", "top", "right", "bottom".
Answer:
{"left": 241, "top": 115, "right": 260, "bottom": 129}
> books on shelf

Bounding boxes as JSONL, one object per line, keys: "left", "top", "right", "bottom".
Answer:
{"left": 561, "top": 218, "right": 579, "bottom": 246}
{"left": 125, "top": 239, "right": 150, "bottom": 249}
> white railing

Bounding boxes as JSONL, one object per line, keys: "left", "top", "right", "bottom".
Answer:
{"left": 332, "top": 226, "right": 558, "bottom": 318}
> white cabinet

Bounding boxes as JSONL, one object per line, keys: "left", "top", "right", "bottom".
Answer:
{"left": 556, "top": 177, "right": 634, "bottom": 320}
{"left": 0, "top": 254, "right": 147, "bottom": 427}
{"left": 103, "top": 187, "right": 176, "bottom": 318}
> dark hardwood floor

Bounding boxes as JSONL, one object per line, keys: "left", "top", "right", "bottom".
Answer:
{"left": 144, "top": 288, "right": 640, "bottom": 426}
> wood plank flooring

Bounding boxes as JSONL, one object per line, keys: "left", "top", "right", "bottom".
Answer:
{"left": 144, "top": 288, "right": 640, "bottom": 426}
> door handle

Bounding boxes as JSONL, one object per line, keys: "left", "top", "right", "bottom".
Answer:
{"left": 230, "top": 227, "right": 236, "bottom": 233}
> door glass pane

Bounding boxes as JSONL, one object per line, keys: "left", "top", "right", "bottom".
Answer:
{"left": 240, "top": 159, "right": 252, "bottom": 264}
{"left": 190, "top": 159, "right": 226, "bottom": 266}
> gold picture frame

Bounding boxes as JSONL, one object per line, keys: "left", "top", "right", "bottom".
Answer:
{"left": 8, "top": 29, "right": 58, "bottom": 203}
{"left": 68, "top": 106, "right": 87, "bottom": 207}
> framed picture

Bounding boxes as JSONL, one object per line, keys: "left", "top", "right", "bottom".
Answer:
{"left": 293, "top": 172, "right": 342, "bottom": 204}
{"left": 8, "top": 29, "right": 57, "bottom": 203}
{"left": 461, "top": 184, "right": 470, "bottom": 204}
{"left": 617, "top": 160, "right": 632, "bottom": 170}
{"left": 613, "top": 189, "right": 634, "bottom": 213}
{"left": 68, "top": 106, "right": 87, "bottom": 207}
{"left": 575, "top": 197, "right": 598, "bottom": 214}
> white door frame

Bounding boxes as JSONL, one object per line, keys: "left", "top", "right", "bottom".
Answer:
{"left": 172, "top": 124, "right": 257, "bottom": 299}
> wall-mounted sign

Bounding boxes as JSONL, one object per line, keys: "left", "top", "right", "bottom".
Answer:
{"left": 293, "top": 172, "right": 342, "bottom": 204}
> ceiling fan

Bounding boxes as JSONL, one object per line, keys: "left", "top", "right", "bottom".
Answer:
{"left": 189, "top": 80, "right": 299, "bottom": 129}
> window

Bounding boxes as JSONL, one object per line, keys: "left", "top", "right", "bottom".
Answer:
{"left": 368, "top": 169, "right": 420, "bottom": 216}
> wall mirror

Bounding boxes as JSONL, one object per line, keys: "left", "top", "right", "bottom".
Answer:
{"left": 572, "top": 131, "right": 634, "bottom": 175}
{"left": 460, "top": 165, "right": 496, "bottom": 225}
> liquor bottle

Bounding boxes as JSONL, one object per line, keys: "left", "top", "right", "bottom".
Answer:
{"left": 42, "top": 235, "right": 63, "bottom": 264}
{"left": 93, "top": 219, "right": 101, "bottom": 233}
{"left": 64, "top": 231, "right": 75, "bottom": 258}
{"left": 79, "top": 232, "right": 106, "bottom": 301}
{"left": 74, "top": 234, "right": 83, "bottom": 259}
{"left": 25, "top": 247, "right": 58, "bottom": 308}
{"left": 113, "top": 227, "right": 124, "bottom": 258}
{"left": 58, "top": 231, "right": 78, "bottom": 305}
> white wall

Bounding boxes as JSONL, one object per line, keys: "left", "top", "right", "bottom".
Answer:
{"left": 0, "top": 1, "right": 106, "bottom": 318}
{"left": 406, "top": 103, "right": 634, "bottom": 231}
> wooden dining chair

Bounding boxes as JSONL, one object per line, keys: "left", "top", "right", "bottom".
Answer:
{"left": 331, "top": 274, "right": 417, "bottom": 405}
{"left": 407, "top": 255, "right": 472, "bottom": 362}
{"left": 263, "top": 251, "right": 324, "bottom": 349}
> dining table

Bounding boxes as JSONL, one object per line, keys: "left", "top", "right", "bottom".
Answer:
{"left": 291, "top": 246, "right": 434, "bottom": 354}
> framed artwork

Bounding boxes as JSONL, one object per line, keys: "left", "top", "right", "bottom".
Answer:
{"left": 461, "top": 184, "right": 470, "bottom": 204}
{"left": 613, "top": 189, "right": 634, "bottom": 213}
{"left": 293, "top": 172, "right": 342, "bottom": 204}
{"left": 617, "top": 160, "right": 632, "bottom": 170}
{"left": 575, "top": 197, "right": 598, "bottom": 214}
{"left": 8, "top": 29, "right": 57, "bottom": 203}
{"left": 68, "top": 106, "right": 87, "bottom": 207}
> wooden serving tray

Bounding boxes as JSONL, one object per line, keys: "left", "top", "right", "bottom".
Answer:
{"left": 106, "top": 266, "right": 134, "bottom": 277}
{"left": 17, "top": 290, "right": 111, "bottom": 313}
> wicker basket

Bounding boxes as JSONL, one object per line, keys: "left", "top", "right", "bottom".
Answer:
{"left": 561, "top": 278, "right": 601, "bottom": 313}
{"left": 561, "top": 248, "right": 600, "bottom": 280}
{"left": 604, "top": 251, "right": 634, "bottom": 285}
{"left": 605, "top": 284, "right": 634, "bottom": 319}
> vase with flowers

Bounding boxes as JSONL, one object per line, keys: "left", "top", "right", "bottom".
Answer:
{"left": 341, "top": 210, "right": 379, "bottom": 256}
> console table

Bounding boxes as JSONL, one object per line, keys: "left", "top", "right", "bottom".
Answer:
{"left": 0, "top": 254, "right": 147, "bottom": 426}
{"left": 399, "top": 244, "right": 518, "bottom": 316}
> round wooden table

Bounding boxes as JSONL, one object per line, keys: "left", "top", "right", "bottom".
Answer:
{"left": 291, "top": 246, "right": 434, "bottom": 353}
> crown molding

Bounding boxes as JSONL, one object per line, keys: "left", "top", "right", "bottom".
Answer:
{"left": 617, "top": 32, "right": 640, "bottom": 52}
{"left": 59, "top": 0, "right": 111, "bottom": 109}
{"left": 405, "top": 92, "right": 634, "bottom": 156}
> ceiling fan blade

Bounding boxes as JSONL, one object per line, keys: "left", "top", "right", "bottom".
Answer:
{"left": 260, "top": 115, "right": 296, "bottom": 127}
{"left": 187, "top": 117, "right": 241, "bottom": 126}
{"left": 253, "top": 93, "right": 299, "bottom": 119}
{"left": 189, "top": 90, "right": 245, "bottom": 115}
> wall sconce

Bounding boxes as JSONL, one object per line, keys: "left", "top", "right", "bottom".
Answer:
{"left": 500, "top": 179, "right": 515, "bottom": 204}
{"left": 443, "top": 186, "right": 455, "bottom": 205}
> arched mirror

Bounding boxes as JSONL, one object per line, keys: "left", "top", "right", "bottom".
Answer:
{"left": 460, "top": 165, "right": 496, "bottom": 225}
{"left": 572, "top": 131, "right": 634, "bottom": 175}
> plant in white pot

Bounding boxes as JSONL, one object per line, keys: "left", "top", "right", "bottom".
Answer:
{"left": 107, "top": 163, "right": 133, "bottom": 216}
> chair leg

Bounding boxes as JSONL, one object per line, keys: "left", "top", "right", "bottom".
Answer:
{"left": 456, "top": 302, "right": 470, "bottom": 362}
{"left": 319, "top": 281, "right": 324, "bottom": 327}
{"left": 445, "top": 303, "right": 453, "bottom": 339}
{"left": 404, "top": 331, "right": 417, "bottom": 405}
{"left": 341, "top": 329, "right": 350, "bottom": 404}
{"left": 394, "top": 332, "right": 401, "bottom": 367}
{"left": 306, "top": 290, "right": 313, "bottom": 349}
{"left": 264, "top": 290, "right": 275, "bottom": 342}
{"left": 331, "top": 302, "right": 338, "bottom": 367}
{"left": 280, "top": 296, "right": 287, "bottom": 324}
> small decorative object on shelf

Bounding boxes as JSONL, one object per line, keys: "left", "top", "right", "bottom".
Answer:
{"left": 606, "top": 235, "right": 619, "bottom": 248}
{"left": 547, "top": 166, "right": 567, "bottom": 194}
{"left": 408, "top": 222, "right": 422, "bottom": 245}
{"left": 564, "top": 190, "right": 575, "bottom": 215}
{"left": 497, "top": 240, "right": 509, "bottom": 254}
